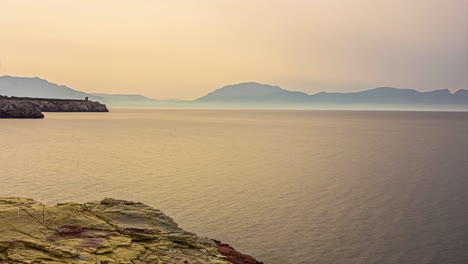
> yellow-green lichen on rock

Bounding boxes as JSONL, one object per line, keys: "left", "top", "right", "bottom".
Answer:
{"left": 0, "top": 197, "right": 261, "bottom": 264}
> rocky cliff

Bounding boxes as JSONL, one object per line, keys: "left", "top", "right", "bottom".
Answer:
{"left": 0, "top": 97, "right": 108, "bottom": 118}
{"left": 0, "top": 100, "right": 44, "bottom": 118}
{"left": 0, "top": 197, "right": 262, "bottom": 264}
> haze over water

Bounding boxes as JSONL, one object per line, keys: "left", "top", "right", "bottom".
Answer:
{"left": 1, "top": 109, "right": 467, "bottom": 264}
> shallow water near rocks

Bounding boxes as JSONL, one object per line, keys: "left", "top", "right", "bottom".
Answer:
{"left": 1, "top": 108, "right": 467, "bottom": 264}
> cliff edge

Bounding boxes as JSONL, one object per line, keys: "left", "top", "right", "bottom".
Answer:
{"left": 0, "top": 96, "right": 108, "bottom": 118}
{"left": 0, "top": 197, "right": 262, "bottom": 264}
{"left": 0, "top": 100, "right": 44, "bottom": 118}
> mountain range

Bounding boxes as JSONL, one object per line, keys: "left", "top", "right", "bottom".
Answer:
{"left": 1, "top": 76, "right": 467, "bottom": 111}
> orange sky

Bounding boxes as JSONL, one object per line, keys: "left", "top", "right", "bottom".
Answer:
{"left": 1, "top": 0, "right": 466, "bottom": 99}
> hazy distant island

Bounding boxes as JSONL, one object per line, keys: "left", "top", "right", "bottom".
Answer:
{"left": 0, "top": 197, "right": 262, "bottom": 264}
{"left": 1, "top": 76, "right": 467, "bottom": 111}
{"left": 0, "top": 95, "right": 108, "bottom": 118}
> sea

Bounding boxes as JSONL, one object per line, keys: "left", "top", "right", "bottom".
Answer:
{"left": 1, "top": 108, "right": 467, "bottom": 264}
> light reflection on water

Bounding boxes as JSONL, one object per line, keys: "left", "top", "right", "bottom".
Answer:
{"left": 1, "top": 109, "right": 467, "bottom": 264}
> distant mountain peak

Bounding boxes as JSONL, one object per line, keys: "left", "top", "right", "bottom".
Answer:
{"left": 0, "top": 75, "right": 103, "bottom": 101}
{"left": 366, "top": 86, "right": 416, "bottom": 92}
{"left": 218, "top": 82, "right": 283, "bottom": 91}
{"left": 1, "top": 75, "right": 64, "bottom": 88}
{"left": 195, "top": 82, "right": 313, "bottom": 104}
{"left": 424, "top": 89, "right": 452, "bottom": 95}
{"left": 3, "top": 75, "right": 45, "bottom": 81}
{"left": 371, "top": 86, "right": 399, "bottom": 90}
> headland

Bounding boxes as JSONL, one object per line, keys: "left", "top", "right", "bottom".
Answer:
{"left": 0, "top": 96, "right": 109, "bottom": 118}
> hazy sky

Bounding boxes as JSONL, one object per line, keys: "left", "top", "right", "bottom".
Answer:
{"left": 1, "top": 0, "right": 467, "bottom": 99}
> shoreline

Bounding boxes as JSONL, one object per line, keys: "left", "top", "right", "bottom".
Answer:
{"left": 0, "top": 197, "right": 262, "bottom": 264}
{"left": 0, "top": 96, "right": 108, "bottom": 118}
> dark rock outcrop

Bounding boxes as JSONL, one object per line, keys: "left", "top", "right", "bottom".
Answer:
{"left": 215, "top": 241, "right": 264, "bottom": 264}
{"left": 0, "top": 101, "right": 44, "bottom": 118}
{"left": 0, "top": 96, "right": 108, "bottom": 118}
{"left": 0, "top": 197, "right": 262, "bottom": 264}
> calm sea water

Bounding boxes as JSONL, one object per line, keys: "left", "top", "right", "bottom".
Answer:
{"left": 1, "top": 109, "right": 467, "bottom": 264}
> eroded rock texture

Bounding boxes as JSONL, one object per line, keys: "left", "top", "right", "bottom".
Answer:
{"left": 0, "top": 197, "right": 262, "bottom": 264}
{"left": 0, "top": 101, "right": 44, "bottom": 118}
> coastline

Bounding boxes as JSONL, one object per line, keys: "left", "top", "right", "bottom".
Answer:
{"left": 0, "top": 197, "right": 262, "bottom": 264}
{"left": 0, "top": 96, "right": 108, "bottom": 118}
